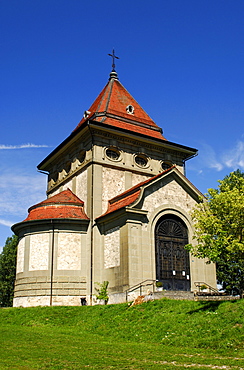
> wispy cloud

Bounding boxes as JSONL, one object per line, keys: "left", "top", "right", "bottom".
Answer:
{"left": 223, "top": 141, "right": 244, "bottom": 169}
{"left": 199, "top": 143, "right": 224, "bottom": 172}
{"left": 0, "top": 219, "right": 13, "bottom": 227}
{"left": 194, "top": 140, "right": 244, "bottom": 174}
{"left": 0, "top": 173, "right": 46, "bottom": 217}
{"left": 0, "top": 144, "right": 49, "bottom": 150}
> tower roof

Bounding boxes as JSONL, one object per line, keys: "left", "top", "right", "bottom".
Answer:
{"left": 74, "top": 72, "right": 166, "bottom": 141}
{"left": 23, "top": 189, "right": 89, "bottom": 222}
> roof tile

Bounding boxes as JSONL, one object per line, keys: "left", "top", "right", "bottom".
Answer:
{"left": 24, "top": 189, "right": 89, "bottom": 222}
{"left": 74, "top": 77, "right": 166, "bottom": 141}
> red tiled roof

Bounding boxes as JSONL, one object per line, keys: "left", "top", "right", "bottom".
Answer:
{"left": 74, "top": 75, "right": 166, "bottom": 141}
{"left": 97, "top": 167, "right": 174, "bottom": 219}
{"left": 30, "top": 189, "right": 85, "bottom": 207}
{"left": 24, "top": 189, "right": 89, "bottom": 222}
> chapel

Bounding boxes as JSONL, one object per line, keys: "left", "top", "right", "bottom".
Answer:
{"left": 12, "top": 59, "right": 216, "bottom": 307}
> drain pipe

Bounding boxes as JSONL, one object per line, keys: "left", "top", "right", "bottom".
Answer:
{"left": 183, "top": 152, "right": 198, "bottom": 177}
{"left": 87, "top": 121, "right": 94, "bottom": 305}
{"left": 50, "top": 220, "right": 55, "bottom": 306}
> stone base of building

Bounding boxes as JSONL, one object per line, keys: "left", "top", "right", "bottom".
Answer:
{"left": 13, "top": 295, "right": 88, "bottom": 307}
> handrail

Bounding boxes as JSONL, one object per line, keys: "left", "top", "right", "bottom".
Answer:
{"left": 125, "top": 279, "right": 156, "bottom": 302}
{"left": 194, "top": 282, "right": 220, "bottom": 295}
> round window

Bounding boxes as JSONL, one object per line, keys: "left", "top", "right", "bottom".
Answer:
{"left": 135, "top": 155, "right": 148, "bottom": 167}
{"left": 106, "top": 148, "right": 120, "bottom": 161}
{"left": 126, "top": 105, "right": 134, "bottom": 114}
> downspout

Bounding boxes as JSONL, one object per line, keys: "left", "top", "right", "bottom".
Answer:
{"left": 183, "top": 152, "right": 198, "bottom": 177}
{"left": 87, "top": 121, "right": 94, "bottom": 305}
{"left": 50, "top": 220, "right": 55, "bottom": 306}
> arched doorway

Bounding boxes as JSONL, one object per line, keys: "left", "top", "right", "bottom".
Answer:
{"left": 155, "top": 215, "right": 190, "bottom": 291}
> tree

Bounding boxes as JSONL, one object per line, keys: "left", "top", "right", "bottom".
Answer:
{"left": 187, "top": 170, "right": 244, "bottom": 297}
{"left": 0, "top": 235, "right": 18, "bottom": 307}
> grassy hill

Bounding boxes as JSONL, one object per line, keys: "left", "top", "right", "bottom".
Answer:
{"left": 0, "top": 298, "right": 244, "bottom": 369}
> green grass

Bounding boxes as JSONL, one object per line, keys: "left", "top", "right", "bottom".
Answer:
{"left": 0, "top": 298, "right": 244, "bottom": 369}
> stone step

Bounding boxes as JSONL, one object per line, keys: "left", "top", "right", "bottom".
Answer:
{"left": 154, "top": 290, "right": 195, "bottom": 300}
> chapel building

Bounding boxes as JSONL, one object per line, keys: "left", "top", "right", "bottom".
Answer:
{"left": 12, "top": 67, "right": 216, "bottom": 307}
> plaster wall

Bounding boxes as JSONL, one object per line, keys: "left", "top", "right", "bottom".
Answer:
{"left": 142, "top": 178, "right": 196, "bottom": 219}
{"left": 102, "top": 167, "right": 125, "bottom": 213}
{"left": 57, "top": 232, "right": 81, "bottom": 270}
{"left": 76, "top": 170, "right": 88, "bottom": 210}
{"left": 104, "top": 226, "right": 120, "bottom": 269}
{"left": 132, "top": 173, "right": 150, "bottom": 187}
{"left": 16, "top": 237, "right": 25, "bottom": 274}
{"left": 29, "top": 233, "right": 49, "bottom": 271}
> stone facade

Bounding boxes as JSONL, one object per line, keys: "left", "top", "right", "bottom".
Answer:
{"left": 12, "top": 70, "right": 216, "bottom": 307}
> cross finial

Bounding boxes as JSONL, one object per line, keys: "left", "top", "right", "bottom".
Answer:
{"left": 108, "top": 49, "right": 119, "bottom": 72}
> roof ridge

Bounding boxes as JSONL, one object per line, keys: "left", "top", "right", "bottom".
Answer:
{"left": 112, "top": 79, "right": 157, "bottom": 127}
{"left": 28, "top": 189, "right": 84, "bottom": 212}
{"left": 105, "top": 78, "right": 114, "bottom": 112}
{"left": 73, "top": 76, "right": 166, "bottom": 141}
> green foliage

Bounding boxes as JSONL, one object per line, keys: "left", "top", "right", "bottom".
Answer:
{"left": 0, "top": 300, "right": 244, "bottom": 369}
{"left": 0, "top": 235, "right": 18, "bottom": 307}
{"left": 187, "top": 170, "right": 244, "bottom": 295}
{"left": 95, "top": 280, "right": 109, "bottom": 303}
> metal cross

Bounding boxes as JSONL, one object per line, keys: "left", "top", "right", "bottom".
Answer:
{"left": 108, "top": 49, "right": 119, "bottom": 72}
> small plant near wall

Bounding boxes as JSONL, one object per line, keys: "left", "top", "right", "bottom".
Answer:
{"left": 200, "top": 284, "right": 208, "bottom": 291}
{"left": 156, "top": 281, "right": 163, "bottom": 291}
{"left": 95, "top": 281, "right": 109, "bottom": 305}
{"left": 156, "top": 281, "right": 163, "bottom": 288}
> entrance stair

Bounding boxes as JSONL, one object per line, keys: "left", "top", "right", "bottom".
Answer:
{"left": 124, "top": 280, "right": 239, "bottom": 302}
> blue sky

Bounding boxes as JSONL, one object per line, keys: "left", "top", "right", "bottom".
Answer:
{"left": 0, "top": 0, "right": 244, "bottom": 250}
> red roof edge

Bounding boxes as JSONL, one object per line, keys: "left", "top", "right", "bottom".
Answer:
{"left": 97, "top": 167, "right": 175, "bottom": 220}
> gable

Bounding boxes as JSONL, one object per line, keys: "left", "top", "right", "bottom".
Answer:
{"left": 96, "top": 167, "right": 203, "bottom": 223}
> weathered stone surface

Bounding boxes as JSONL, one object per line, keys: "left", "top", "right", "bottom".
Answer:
{"left": 104, "top": 226, "right": 120, "bottom": 268}
{"left": 57, "top": 233, "right": 81, "bottom": 270}
{"left": 143, "top": 179, "right": 196, "bottom": 218}
{"left": 29, "top": 233, "right": 49, "bottom": 271}
{"left": 132, "top": 173, "right": 149, "bottom": 187}
{"left": 76, "top": 170, "right": 87, "bottom": 210}
{"left": 102, "top": 167, "right": 125, "bottom": 213}
{"left": 16, "top": 237, "right": 25, "bottom": 273}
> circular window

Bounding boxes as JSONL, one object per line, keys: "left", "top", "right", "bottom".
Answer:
{"left": 106, "top": 147, "right": 120, "bottom": 161}
{"left": 126, "top": 105, "right": 134, "bottom": 114}
{"left": 161, "top": 161, "right": 172, "bottom": 171}
{"left": 135, "top": 154, "right": 148, "bottom": 167}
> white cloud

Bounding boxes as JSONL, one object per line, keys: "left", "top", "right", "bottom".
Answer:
{"left": 0, "top": 219, "right": 13, "bottom": 227}
{"left": 209, "top": 162, "right": 223, "bottom": 171}
{"left": 223, "top": 141, "right": 244, "bottom": 169}
{"left": 198, "top": 143, "right": 224, "bottom": 172}
{"left": 0, "top": 144, "right": 49, "bottom": 150}
{"left": 0, "top": 172, "right": 47, "bottom": 217}
{"left": 194, "top": 140, "right": 244, "bottom": 174}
